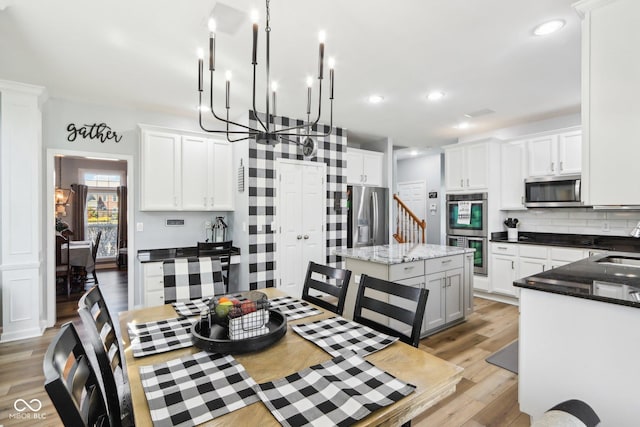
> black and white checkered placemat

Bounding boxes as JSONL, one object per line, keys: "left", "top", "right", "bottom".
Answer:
{"left": 140, "top": 351, "right": 260, "bottom": 427}
{"left": 292, "top": 316, "right": 399, "bottom": 358}
{"left": 269, "top": 296, "right": 323, "bottom": 320}
{"left": 128, "top": 318, "right": 194, "bottom": 358}
{"left": 256, "top": 353, "right": 416, "bottom": 427}
{"left": 172, "top": 298, "right": 211, "bottom": 317}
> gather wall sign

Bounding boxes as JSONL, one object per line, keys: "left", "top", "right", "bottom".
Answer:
{"left": 67, "top": 122, "right": 123, "bottom": 143}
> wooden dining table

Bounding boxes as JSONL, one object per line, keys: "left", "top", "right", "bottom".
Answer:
{"left": 119, "top": 288, "right": 463, "bottom": 426}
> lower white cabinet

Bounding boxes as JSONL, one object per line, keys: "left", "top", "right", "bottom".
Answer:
{"left": 490, "top": 243, "right": 588, "bottom": 300}
{"left": 424, "top": 271, "right": 446, "bottom": 331}
{"left": 143, "top": 262, "right": 165, "bottom": 307}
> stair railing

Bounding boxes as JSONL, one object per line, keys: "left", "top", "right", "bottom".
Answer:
{"left": 393, "top": 193, "right": 427, "bottom": 244}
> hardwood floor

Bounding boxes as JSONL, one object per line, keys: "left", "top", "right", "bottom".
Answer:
{"left": 0, "top": 275, "right": 529, "bottom": 426}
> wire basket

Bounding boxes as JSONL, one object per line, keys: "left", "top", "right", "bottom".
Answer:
{"left": 207, "top": 291, "right": 270, "bottom": 340}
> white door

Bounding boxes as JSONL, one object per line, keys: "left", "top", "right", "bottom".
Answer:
{"left": 277, "top": 160, "right": 326, "bottom": 298}
{"left": 396, "top": 181, "right": 426, "bottom": 221}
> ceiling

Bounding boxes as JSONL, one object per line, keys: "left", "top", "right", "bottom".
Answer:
{"left": 0, "top": 0, "right": 582, "bottom": 150}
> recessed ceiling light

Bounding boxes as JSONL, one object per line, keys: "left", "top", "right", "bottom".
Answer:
{"left": 410, "top": 150, "right": 418, "bottom": 156}
{"left": 533, "top": 19, "right": 565, "bottom": 36}
{"left": 368, "top": 94, "right": 384, "bottom": 104}
{"left": 427, "top": 91, "right": 445, "bottom": 101}
{"left": 455, "top": 121, "right": 470, "bottom": 130}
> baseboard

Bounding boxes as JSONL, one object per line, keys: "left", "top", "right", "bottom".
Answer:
{"left": 474, "top": 290, "right": 519, "bottom": 306}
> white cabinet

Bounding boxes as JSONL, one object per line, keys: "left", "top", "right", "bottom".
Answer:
{"left": 140, "top": 126, "right": 234, "bottom": 211}
{"left": 143, "top": 262, "right": 165, "bottom": 307}
{"left": 424, "top": 271, "right": 446, "bottom": 330}
{"left": 500, "top": 140, "right": 527, "bottom": 210}
{"left": 346, "top": 147, "right": 384, "bottom": 186}
{"left": 527, "top": 131, "right": 582, "bottom": 177}
{"left": 445, "top": 143, "right": 489, "bottom": 191}
{"left": 576, "top": 0, "right": 640, "bottom": 206}
{"left": 491, "top": 251, "right": 519, "bottom": 297}
{"left": 444, "top": 267, "right": 464, "bottom": 323}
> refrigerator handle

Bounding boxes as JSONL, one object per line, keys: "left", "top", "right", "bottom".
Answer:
{"left": 372, "top": 191, "right": 379, "bottom": 243}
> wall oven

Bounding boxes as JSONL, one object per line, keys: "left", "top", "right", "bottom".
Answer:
{"left": 446, "top": 193, "right": 488, "bottom": 237}
{"left": 447, "top": 235, "right": 487, "bottom": 276}
{"left": 446, "top": 193, "right": 488, "bottom": 276}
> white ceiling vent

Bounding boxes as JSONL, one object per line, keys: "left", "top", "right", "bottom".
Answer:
{"left": 210, "top": 3, "right": 247, "bottom": 36}
{"left": 463, "top": 108, "right": 496, "bottom": 118}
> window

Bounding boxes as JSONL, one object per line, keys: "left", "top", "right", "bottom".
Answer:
{"left": 81, "top": 169, "right": 124, "bottom": 260}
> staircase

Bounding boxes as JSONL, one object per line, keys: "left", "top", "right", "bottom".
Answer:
{"left": 393, "top": 193, "right": 427, "bottom": 244}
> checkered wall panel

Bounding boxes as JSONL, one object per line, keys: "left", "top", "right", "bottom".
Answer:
{"left": 248, "top": 112, "right": 347, "bottom": 289}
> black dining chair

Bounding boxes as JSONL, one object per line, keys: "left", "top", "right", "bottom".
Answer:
{"left": 163, "top": 257, "right": 225, "bottom": 303}
{"left": 85, "top": 230, "right": 102, "bottom": 285}
{"left": 353, "top": 274, "right": 429, "bottom": 348}
{"left": 55, "top": 233, "right": 71, "bottom": 298}
{"left": 197, "top": 240, "right": 233, "bottom": 291}
{"left": 43, "top": 322, "right": 112, "bottom": 427}
{"left": 301, "top": 261, "right": 352, "bottom": 315}
{"left": 78, "top": 285, "right": 132, "bottom": 426}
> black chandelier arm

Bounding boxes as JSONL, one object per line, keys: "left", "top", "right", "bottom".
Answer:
{"left": 224, "top": 110, "right": 256, "bottom": 142}
{"left": 206, "top": 72, "right": 256, "bottom": 132}
{"left": 279, "top": 136, "right": 303, "bottom": 146}
{"left": 317, "top": 99, "right": 334, "bottom": 137}
{"left": 275, "top": 79, "right": 324, "bottom": 134}
{"left": 251, "top": 64, "right": 268, "bottom": 132}
{"left": 198, "top": 93, "right": 260, "bottom": 135}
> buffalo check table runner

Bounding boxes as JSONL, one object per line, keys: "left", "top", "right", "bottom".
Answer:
{"left": 128, "top": 317, "right": 194, "bottom": 358}
{"left": 172, "top": 298, "right": 211, "bottom": 317}
{"left": 268, "top": 296, "right": 323, "bottom": 320}
{"left": 139, "top": 351, "right": 260, "bottom": 427}
{"left": 291, "top": 316, "right": 399, "bottom": 357}
{"left": 256, "top": 353, "right": 416, "bottom": 427}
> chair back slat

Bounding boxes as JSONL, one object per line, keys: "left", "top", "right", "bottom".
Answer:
{"left": 43, "top": 323, "right": 110, "bottom": 427}
{"left": 302, "top": 262, "right": 352, "bottom": 315}
{"left": 163, "top": 257, "right": 224, "bottom": 303}
{"left": 354, "top": 274, "right": 429, "bottom": 347}
{"left": 197, "top": 241, "right": 233, "bottom": 290}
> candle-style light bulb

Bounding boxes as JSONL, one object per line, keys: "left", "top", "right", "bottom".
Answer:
{"left": 306, "top": 76, "right": 313, "bottom": 88}
{"left": 225, "top": 70, "right": 232, "bottom": 109}
{"left": 251, "top": 10, "right": 259, "bottom": 65}
{"left": 271, "top": 82, "right": 278, "bottom": 92}
{"left": 317, "top": 30, "right": 326, "bottom": 79}
{"left": 197, "top": 48, "right": 204, "bottom": 92}
{"left": 208, "top": 18, "right": 216, "bottom": 71}
{"left": 306, "top": 76, "right": 313, "bottom": 115}
{"left": 271, "top": 82, "right": 278, "bottom": 116}
{"left": 328, "top": 57, "right": 335, "bottom": 100}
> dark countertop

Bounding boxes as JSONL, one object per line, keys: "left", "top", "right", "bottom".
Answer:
{"left": 491, "top": 231, "right": 640, "bottom": 253}
{"left": 514, "top": 252, "right": 640, "bottom": 308}
{"left": 137, "top": 246, "right": 240, "bottom": 263}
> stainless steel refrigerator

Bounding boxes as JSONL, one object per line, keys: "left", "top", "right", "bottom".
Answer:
{"left": 347, "top": 185, "right": 389, "bottom": 248}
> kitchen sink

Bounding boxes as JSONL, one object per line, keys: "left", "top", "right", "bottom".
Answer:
{"left": 596, "top": 256, "right": 640, "bottom": 268}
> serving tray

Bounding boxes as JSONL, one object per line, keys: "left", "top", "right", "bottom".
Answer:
{"left": 192, "top": 309, "right": 287, "bottom": 354}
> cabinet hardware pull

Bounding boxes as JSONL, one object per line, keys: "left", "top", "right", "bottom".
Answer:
{"left": 521, "top": 196, "right": 524, "bottom": 205}
{"left": 210, "top": 197, "right": 214, "bottom": 206}
{"left": 442, "top": 278, "right": 446, "bottom": 288}
{"left": 511, "top": 261, "right": 514, "bottom": 269}
{"left": 542, "top": 265, "right": 545, "bottom": 271}
{"left": 403, "top": 266, "right": 414, "bottom": 270}
{"left": 460, "top": 179, "right": 464, "bottom": 187}
{"left": 497, "top": 246, "right": 508, "bottom": 250}
{"left": 442, "top": 259, "right": 452, "bottom": 263}
{"left": 551, "top": 162, "right": 555, "bottom": 172}
{"left": 466, "top": 178, "right": 470, "bottom": 186}
{"left": 364, "top": 175, "right": 367, "bottom": 182}
{"left": 303, "top": 235, "right": 309, "bottom": 239}
{"left": 361, "top": 174, "right": 364, "bottom": 182}
{"left": 297, "top": 235, "right": 302, "bottom": 240}
{"left": 560, "top": 161, "right": 563, "bottom": 171}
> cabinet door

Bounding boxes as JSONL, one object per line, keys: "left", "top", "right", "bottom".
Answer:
{"left": 444, "top": 146, "right": 465, "bottom": 191}
{"left": 424, "top": 271, "right": 446, "bottom": 331}
{"left": 389, "top": 275, "right": 424, "bottom": 337}
{"left": 500, "top": 141, "right": 527, "bottom": 209}
{"left": 141, "top": 131, "right": 180, "bottom": 210}
{"left": 346, "top": 149, "right": 363, "bottom": 184}
{"left": 465, "top": 144, "right": 489, "bottom": 189}
{"left": 362, "top": 151, "right": 384, "bottom": 186}
{"left": 463, "top": 253, "right": 474, "bottom": 315}
{"left": 211, "top": 140, "right": 234, "bottom": 210}
{"left": 181, "top": 136, "right": 209, "bottom": 210}
{"left": 445, "top": 267, "right": 464, "bottom": 323}
{"left": 528, "top": 135, "right": 555, "bottom": 177}
{"left": 518, "top": 257, "right": 546, "bottom": 279}
{"left": 490, "top": 254, "right": 518, "bottom": 296}
{"left": 557, "top": 131, "right": 582, "bottom": 175}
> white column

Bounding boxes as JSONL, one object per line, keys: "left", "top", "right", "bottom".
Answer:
{"left": 1, "top": 80, "right": 47, "bottom": 342}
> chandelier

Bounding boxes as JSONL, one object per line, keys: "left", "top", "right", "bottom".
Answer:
{"left": 197, "top": 0, "right": 335, "bottom": 156}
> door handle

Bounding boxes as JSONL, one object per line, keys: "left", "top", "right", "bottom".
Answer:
{"left": 297, "top": 235, "right": 302, "bottom": 240}
{"left": 303, "top": 235, "right": 309, "bottom": 239}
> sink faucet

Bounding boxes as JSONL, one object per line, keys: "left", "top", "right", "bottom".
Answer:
{"left": 630, "top": 221, "right": 640, "bottom": 238}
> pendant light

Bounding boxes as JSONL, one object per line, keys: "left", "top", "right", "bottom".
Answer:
{"left": 55, "top": 156, "right": 74, "bottom": 209}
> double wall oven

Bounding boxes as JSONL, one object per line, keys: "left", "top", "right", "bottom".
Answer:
{"left": 446, "top": 193, "right": 488, "bottom": 276}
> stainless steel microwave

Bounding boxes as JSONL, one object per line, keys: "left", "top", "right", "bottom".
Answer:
{"left": 524, "top": 174, "right": 582, "bottom": 207}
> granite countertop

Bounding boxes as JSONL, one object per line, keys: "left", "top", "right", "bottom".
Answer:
{"left": 137, "top": 246, "right": 240, "bottom": 263}
{"left": 491, "top": 231, "right": 640, "bottom": 253}
{"left": 514, "top": 252, "right": 640, "bottom": 308}
{"left": 333, "top": 243, "right": 475, "bottom": 265}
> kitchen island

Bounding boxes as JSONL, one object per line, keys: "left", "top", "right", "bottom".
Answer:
{"left": 514, "top": 252, "right": 640, "bottom": 426}
{"left": 334, "top": 243, "right": 475, "bottom": 337}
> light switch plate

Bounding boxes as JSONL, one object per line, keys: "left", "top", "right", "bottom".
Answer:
{"left": 136, "top": 222, "right": 144, "bottom": 232}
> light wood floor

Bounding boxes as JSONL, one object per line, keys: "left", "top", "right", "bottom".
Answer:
{"left": 0, "top": 274, "right": 528, "bottom": 426}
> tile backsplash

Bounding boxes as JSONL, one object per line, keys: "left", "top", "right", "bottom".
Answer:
{"left": 503, "top": 208, "right": 640, "bottom": 236}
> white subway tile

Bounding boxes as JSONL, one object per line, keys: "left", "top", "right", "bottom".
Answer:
{"left": 605, "top": 211, "right": 640, "bottom": 220}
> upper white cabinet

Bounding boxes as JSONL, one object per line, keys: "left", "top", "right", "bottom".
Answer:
{"left": 527, "top": 130, "right": 582, "bottom": 177}
{"left": 140, "top": 126, "right": 234, "bottom": 211}
{"left": 346, "top": 147, "right": 384, "bottom": 186}
{"left": 500, "top": 140, "right": 527, "bottom": 210}
{"left": 575, "top": 0, "right": 640, "bottom": 206}
{"left": 444, "top": 142, "right": 490, "bottom": 191}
